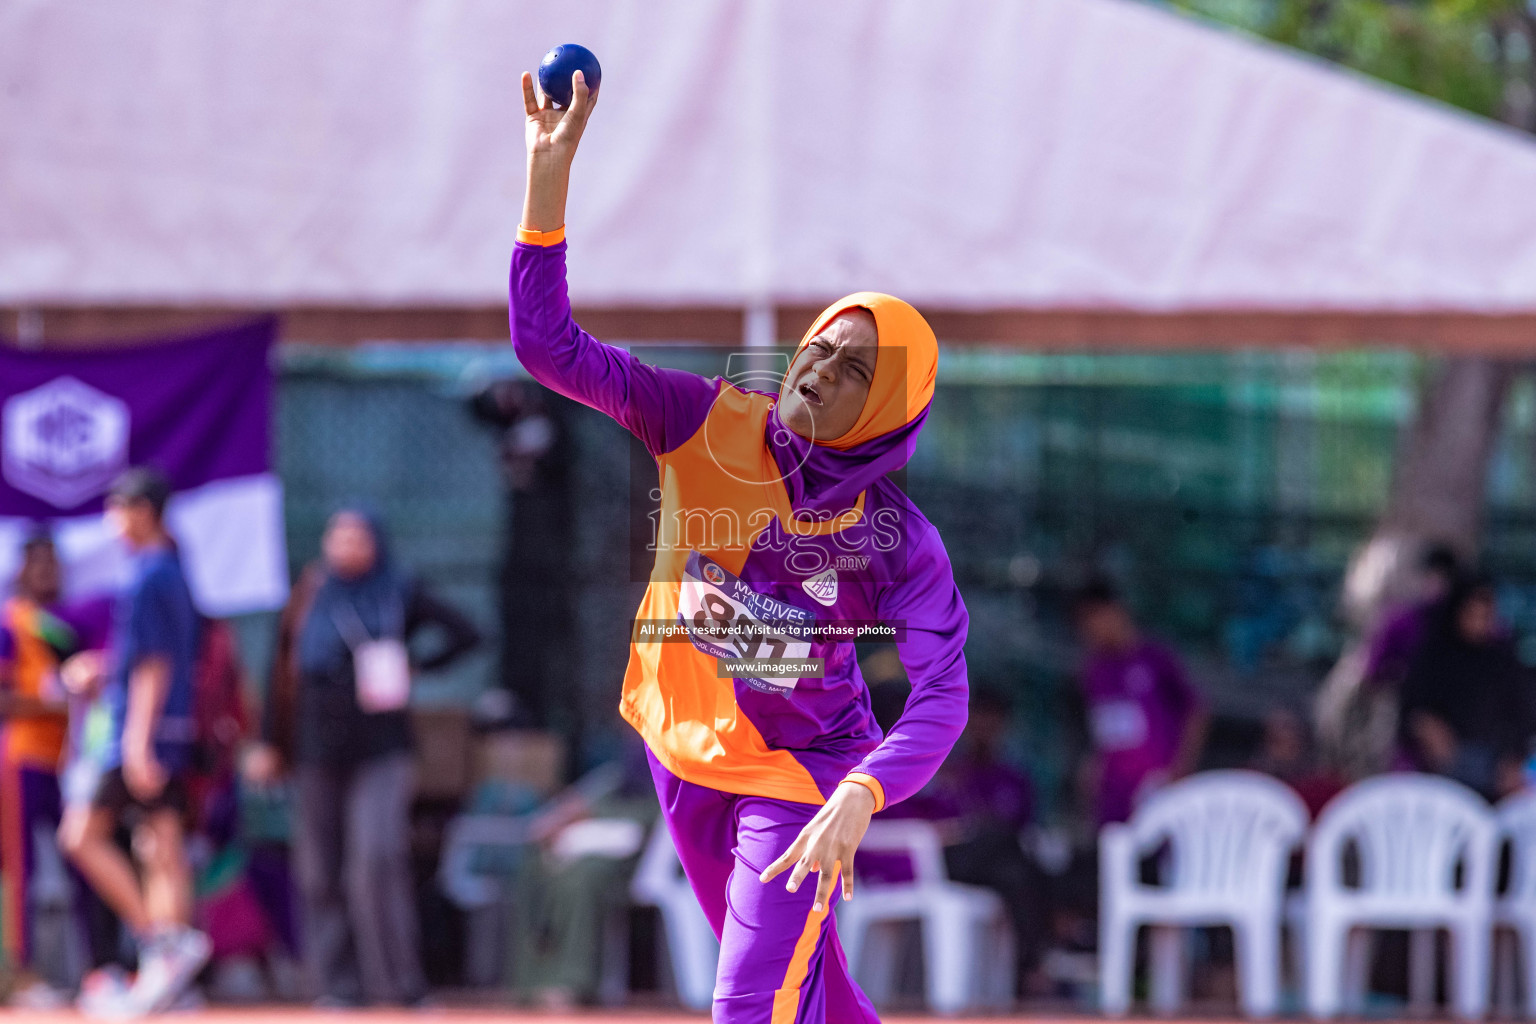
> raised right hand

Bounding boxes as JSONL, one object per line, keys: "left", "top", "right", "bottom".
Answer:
{"left": 520, "top": 69, "right": 596, "bottom": 232}
{"left": 523, "top": 69, "right": 596, "bottom": 163}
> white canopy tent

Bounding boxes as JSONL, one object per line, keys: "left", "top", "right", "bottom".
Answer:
{"left": 3, "top": 0, "right": 1536, "bottom": 347}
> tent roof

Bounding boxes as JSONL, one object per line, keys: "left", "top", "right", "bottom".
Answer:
{"left": 4, "top": 0, "right": 1536, "bottom": 317}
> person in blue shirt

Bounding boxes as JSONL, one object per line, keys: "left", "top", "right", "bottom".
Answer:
{"left": 57, "top": 468, "right": 211, "bottom": 1015}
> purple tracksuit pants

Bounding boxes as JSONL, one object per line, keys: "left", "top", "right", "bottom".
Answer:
{"left": 648, "top": 751, "right": 881, "bottom": 1024}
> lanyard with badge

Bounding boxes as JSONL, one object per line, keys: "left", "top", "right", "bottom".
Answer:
{"left": 331, "top": 595, "right": 411, "bottom": 713}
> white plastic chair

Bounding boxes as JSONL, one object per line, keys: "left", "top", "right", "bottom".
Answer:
{"left": 836, "top": 819, "right": 1014, "bottom": 1015}
{"left": 437, "top": 763, "right": 633, "bottom": 987}
{"left": 1493, "top": 789, "right": 1536, "bottom": 1017}
{"left": 437, "top": 804, "right": 638, "bottom": 1000}
{"left": 1300, "top": 774, "right": 1496, "bottom": 1021}
{"left": 438, "top": 813, "right": 531, "bottom": 909}
{"left": 436, "top": 812, "right": 531, "bottom": 987}
{"left": 629, "top": 822, "right": 720, "bottom": 1011}
{"left": 1099, "top": 770, "right": 1307, "bottom": 1019}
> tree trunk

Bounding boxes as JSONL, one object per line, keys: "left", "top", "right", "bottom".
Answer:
{"left": 1319, "top": 358, "right": 1513, "bottom": 778}
{"left": 1341, "top": 356, "right": 1513, "bottom": 626}
{"left": 1381, "top": 357, "right": 1511, "bottom": 555}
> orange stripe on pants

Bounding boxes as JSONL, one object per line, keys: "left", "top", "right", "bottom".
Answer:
{"left": 770, "top": 868, "right": 837, "bottom": 1024}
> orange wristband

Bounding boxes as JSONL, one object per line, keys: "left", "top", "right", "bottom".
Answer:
{"left": 517, "top": 225, "right": 566, "bottom": 246}
{"left": 842, "top": 772, "right": 886, "bottom": 812}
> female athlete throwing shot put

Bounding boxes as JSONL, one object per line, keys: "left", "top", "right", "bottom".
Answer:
{"left": 511, "top": 67, "right": 969, "bottom": 1024}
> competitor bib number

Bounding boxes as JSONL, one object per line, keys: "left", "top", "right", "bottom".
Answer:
{"left": 679, "top": 552, "right": 813, "bottom": 696}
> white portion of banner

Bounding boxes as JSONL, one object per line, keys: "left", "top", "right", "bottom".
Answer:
{"left": 0, "top": 473, "right": 288, "bottom": 617}
{"left": 5, "top": 1, "right": 1536, "bottom": 311}
{"left": 167, "top": 474, "right": 290, "bottom": 616}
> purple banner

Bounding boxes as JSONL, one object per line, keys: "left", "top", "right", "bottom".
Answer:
{"left": 0, "top": 318, "right": 276, "bottom": 518}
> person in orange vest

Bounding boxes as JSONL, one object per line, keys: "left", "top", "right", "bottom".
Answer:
{"left": 0, "top": 532, "right": 110, "bottom": 1007}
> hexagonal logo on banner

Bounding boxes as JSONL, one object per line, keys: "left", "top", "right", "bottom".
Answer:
{"left": 2, "top": 377, "right": 131, "bottom": 509}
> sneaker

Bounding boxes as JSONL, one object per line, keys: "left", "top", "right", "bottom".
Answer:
{"left": 123, "top": 927, "right": 212, "bottom": 1016}
{"left": 10, "top": 978, "right": 71, "bottom": 1009}
{"left": 77, "top": 965, "right": 133, "bottom": 1019}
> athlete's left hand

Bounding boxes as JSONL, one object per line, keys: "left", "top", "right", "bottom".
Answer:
{"left": 760, "top": 781, "right": 876, "bottom": 912}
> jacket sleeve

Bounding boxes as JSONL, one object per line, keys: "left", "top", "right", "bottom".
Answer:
{"left": 510, "top": 239, "right": 716, "bottom": 457}
{"left": 847, "top": 527, "right": 970, "bottom": 810}
{"left": 404, "top": 580, "right": 482, "bottom": 673}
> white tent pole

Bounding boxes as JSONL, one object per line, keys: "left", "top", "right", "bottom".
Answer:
{"left": 15, "top": 309, "right": 43, "bottom": 349}
{"left": 741, "top": 0, "right": 775, "bottom": 354}
{"left": 744, "top": 301, "right": 776, "bottom": 350}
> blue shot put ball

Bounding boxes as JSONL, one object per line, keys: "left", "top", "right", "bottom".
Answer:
{"left": 538, "top": 44, "right": 601, "bottom": 109}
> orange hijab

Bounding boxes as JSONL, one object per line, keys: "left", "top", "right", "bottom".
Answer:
{"left": 792, "top": 292, "right": 937, "bottom": 450}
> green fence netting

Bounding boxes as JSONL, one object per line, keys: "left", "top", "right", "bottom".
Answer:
{"left": 264, "top": 343, "right": 1536, "bottom": 813}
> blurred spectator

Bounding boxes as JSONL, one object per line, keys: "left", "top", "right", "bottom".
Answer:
{"left": 182, "top": 617, "right": 302, "bottom": 1002}
{"left": 470, "top": 381, "right": 576, "bottom": 731}
{"left": 504, "top": 742, "right": 656, "bottom": 1008}
{"left": 1364, "top": 543, "right": 1461, "bottom": 692}
{"left": 1400, "top": 573, "right": 1535, "bottom": 801}
{"left": 1074, "top": 581, "right": 1208, "bottom": 825}
{"left": 57, "top": 468, "right": 210, "bottom": 1015}
{"left": 1318, "top": 542, "right": 1461, "bottom": 782}
{"left": 1246, "top": 707, "right": 1343, "bottom": 818}
{"left": 938, "top": 689, "right": 1047, "bottom": 995}
{"left": 250, "top": 506, "right": 479, "bottom": 1006}
{"left": 879, "top": 688, "right": 1048, "bottom": 996}
{"left": 860, "top": 645, "right": 909, "bottom": 735}
{"left": 0, "top": 532, "right": 111, "bottom": 1007}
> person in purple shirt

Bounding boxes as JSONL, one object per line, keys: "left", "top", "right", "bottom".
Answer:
{"left": 1074, "top": 581, "right": 1208, "bottom": 826}
{"left": 1363, "top": 543, "right": 1461, "bottom": 693}
{"left": 1316, "top": 542, "right": 1463, "bottom": 778}
{"left": 878, "top": 688, "right": 1047, "bottom": 995}
{"left": 513, "top": 68, "right": 968, "bottom": 1024}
